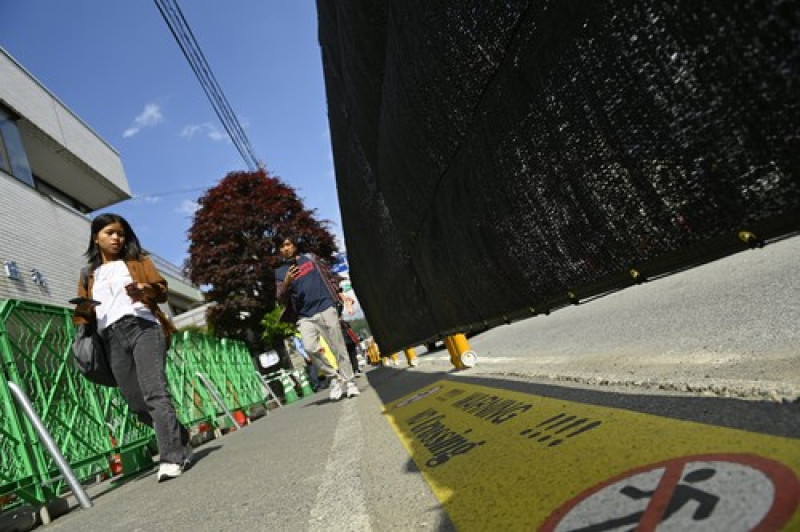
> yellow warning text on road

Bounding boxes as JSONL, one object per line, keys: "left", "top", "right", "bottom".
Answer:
{"left": 385, "top": 380, "right": 800, "bottom": 531}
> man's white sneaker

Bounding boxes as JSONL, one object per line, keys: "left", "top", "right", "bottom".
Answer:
{"left": 329, "top": 379, "right": 343, "bottom": 401}
{"left": 346, "top": 381, "right": 360, "bottom": 398}
{"left": 157, "top": 462, "right": 183, "bottom": 482}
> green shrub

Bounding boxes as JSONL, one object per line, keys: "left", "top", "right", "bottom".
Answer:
{"left": 261, "top": 305, "right": 298, "bottom": 349}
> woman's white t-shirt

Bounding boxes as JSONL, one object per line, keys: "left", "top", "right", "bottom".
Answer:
{"left": 93, "top": 260, "right": 158, "bottom": 332}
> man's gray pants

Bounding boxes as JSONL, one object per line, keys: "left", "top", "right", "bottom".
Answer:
{"left": 297, "top": 306, "right": 354, "bottom": 382}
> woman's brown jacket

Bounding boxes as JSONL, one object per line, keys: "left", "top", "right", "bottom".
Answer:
{"left": 72, "top": 257, "right": 176, "bottom": 340}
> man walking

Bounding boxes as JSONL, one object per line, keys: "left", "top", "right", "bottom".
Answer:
{"left": 275, "top": 236, "right": 359, "bottom": 401}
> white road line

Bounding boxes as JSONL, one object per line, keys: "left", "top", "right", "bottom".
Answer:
{"left": 309, "top": 399, "right": 371, "bottom": 531}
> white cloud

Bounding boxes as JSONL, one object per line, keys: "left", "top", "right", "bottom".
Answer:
{"left": 177, "top": 199, "right": 199, "bottom": 215}
{"left": 123, "top": 103, "right": 164, "bottom": 138}
{"left": 180, "top": 124, "right": 202, "bottom": 139}
{"left": 207, "top": 127, "right": 226, "bottom": 141}
{"left": 180, "top": 122, "right": 228, "bottom": 142}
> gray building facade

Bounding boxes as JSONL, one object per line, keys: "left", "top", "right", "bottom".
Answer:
{"left": 0, "top": 47, "right": 203, "bottom": 317}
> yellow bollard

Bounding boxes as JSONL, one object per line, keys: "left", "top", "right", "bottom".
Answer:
{"left": 451, "top": 333, "right": 469, "bottom": 354}
{"left": 367, "top": 339, "right": 381, "bottom": 364}
{"left": 452, "top": 333, "right": 478, "bottom": 368}
{"left": 404, "top": 348, "right": 418, "bottom": 367}
{"left": 444, "top": 335, "right": 462, "bottom": 369}
{"left": 445, "top": 333, "right": 478, "bottom": 369}
{"left": 390, "top": 353, "right": 400, "bottom": 366}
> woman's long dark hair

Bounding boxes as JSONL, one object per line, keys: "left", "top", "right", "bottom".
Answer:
{"left": 84, "top": 213, "right": 146, "bottom": 270}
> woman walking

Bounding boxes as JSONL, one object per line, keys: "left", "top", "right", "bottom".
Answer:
{"left": 72, "top": 213, "right": 191, "bottom": 482}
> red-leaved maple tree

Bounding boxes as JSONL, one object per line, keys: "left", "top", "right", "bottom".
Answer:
{"left": 186, "top": 169, "right": 337, "bottom": 350}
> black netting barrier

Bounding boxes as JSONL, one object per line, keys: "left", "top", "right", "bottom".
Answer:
{"left": 317, "top": 0, "right": 800, "bottom": 354}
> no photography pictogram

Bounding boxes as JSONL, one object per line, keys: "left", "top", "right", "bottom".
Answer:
{"left": 540, "top": 454, "right": 800, "bottom": 532}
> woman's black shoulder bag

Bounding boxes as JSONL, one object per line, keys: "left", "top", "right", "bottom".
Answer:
{"left": 71, "top": 267, "right": 117, "bottom": 387}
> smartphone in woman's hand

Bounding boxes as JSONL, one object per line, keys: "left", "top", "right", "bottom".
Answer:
{"left": 126, "top": 282, "right": 143, "bottom": 300}
{"left": 69, "top": 297, "right": 101, "bottom": 306}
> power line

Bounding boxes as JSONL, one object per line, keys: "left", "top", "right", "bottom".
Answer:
{"left": 154, "top": 0, "right": 260, "bottom": 171}
{"left": 133, "top": 184, "right": 214, "bottom": 199}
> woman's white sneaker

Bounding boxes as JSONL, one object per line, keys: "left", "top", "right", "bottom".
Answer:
{"left": 157, "top": 462, "right": 183, "bottom": 482}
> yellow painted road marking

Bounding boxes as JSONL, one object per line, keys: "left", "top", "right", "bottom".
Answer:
{"left": 385, "top": 380, "right": 800, "bottom": 531}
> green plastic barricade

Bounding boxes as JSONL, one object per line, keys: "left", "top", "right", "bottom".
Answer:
{"left": 0, "top": 300, "right": 268, "bottom": 511}
{"left": 0, "top": 300, "right": 153, "bottom": 509}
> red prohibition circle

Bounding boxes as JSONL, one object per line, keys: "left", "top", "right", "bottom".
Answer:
{"left": 539, "top": 453, "right": 800, "bottom": 532}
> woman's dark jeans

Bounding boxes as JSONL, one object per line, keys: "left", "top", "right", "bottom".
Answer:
{"left": 104, "top": 316, "right": 189, "bottom": 464}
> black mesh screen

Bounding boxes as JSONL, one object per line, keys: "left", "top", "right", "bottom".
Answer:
{"left": 317, "top": 0, "right": 800, "bottom": 354}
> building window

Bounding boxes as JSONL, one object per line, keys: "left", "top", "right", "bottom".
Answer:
{"left": 0, "top": 106, "right": 35, "bottom": 187}
{"left": 34, "top": 176, "right": 91, "bottom": 214}
{"left": 0, "top": 129, "right": 10, "bottom": 175}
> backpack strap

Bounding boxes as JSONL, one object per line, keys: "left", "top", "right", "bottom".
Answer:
{"left": 305, "top": 254, "right": 340, "bottom": 302}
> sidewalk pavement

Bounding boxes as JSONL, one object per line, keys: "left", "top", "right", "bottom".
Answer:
{"left": 14, "top": 369, "right": 456, "bottom": 532}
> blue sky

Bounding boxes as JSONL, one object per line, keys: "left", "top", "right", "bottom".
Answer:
{"left": 1, "top": 1, "right": 341, "bottom": 268}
